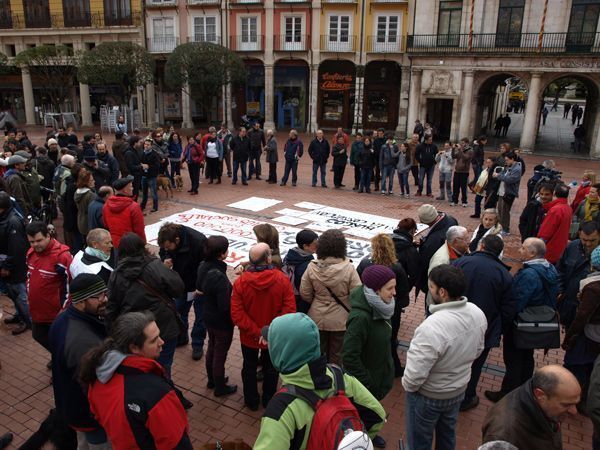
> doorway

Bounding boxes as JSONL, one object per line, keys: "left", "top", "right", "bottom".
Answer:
{"left": 426, "top": 99, "right": 453, "bottom": 140}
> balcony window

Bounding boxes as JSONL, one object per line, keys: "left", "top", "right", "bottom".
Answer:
{"left": 151, "top": 17, "right": 177, "bottom": 52}
{"left": 437, "top": 1, "right": 462, "bottom": 46}
{"left": 240, "top": 17, "right": 259, "bottom": 51}
{"left": 328, "top": 15, "right": 351, "bottom": 51}
{"left": 567, "top": 0, "right": 600, "bottom": 51}
{"left": 374, "top": 15, "right": 400, "bottom": 52}
{"left": 284, "top": 16, "right": 303, "bottom": 50}
{"left": 23, "top": 0, "right": 51, "bottom": 28}
{"left": 0, "top": 0, "right": 12, "bottom": 29}
{"left": 193, "top": 16, "right": 218, "bottom": 43}
{"left": 496, "top": 0, "right": 524, "bottom": 47}
{"left": 148, "top": 0, "right": 176, "bottom": 5}
{"left": 104, "top": 0, "right": 132, "bottom": 25}
{"left": 63, "top": 0, "right": 91, "bottom": 27}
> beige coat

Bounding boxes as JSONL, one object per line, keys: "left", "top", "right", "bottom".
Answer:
{"left": 300, "top": 257, "right": 362, "bottom": 332}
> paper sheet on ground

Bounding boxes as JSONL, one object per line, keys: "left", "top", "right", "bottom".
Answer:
{"left": 274, "top": 208, "right": 307, "bottom": 217}
{"left": 294, "top": 201, "right": 327, "bottom": 210}
{"left": 272, "top": 216, "right": 309, "bottom": 225}
{"left": 227, "top": 196, "right": 282, "bottom": 212}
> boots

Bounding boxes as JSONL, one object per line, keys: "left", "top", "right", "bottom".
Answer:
{"left": 214, "top": 377, "right": 237, "bottom": 397}
{"left": 216, "top": 177, "right": 221, "bottom": 184}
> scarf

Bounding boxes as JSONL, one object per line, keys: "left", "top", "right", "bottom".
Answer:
{"left": 85, "top": 246, "right": 111, "bottom": 262}
{"left": 363, "top": 287, "right": 395, "bottom": 320}
{"left": 584, "top": 197, "right": 599, "bottom": 222}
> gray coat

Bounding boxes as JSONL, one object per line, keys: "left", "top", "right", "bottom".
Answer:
{"left": 496, "top": 161, "right": 522, "bottom": 198}
{"left": 266, "top": 137, "right": 278, "bottom": 163}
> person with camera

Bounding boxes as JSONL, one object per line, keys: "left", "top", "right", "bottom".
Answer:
{"left": 451, "top": 138, "right": 474, "bottom": 207}
{"left": 492, "top": 152, "right": 523, "bottom": 235}
{"left": 280, "top": 130, "right": 303, "bottom": 187}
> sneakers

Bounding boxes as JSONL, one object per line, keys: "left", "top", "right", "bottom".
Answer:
{"left": 484, "top": 390, "right": 505, "bottom": 403}
{"left": 449, "top": 202, "right": 457, "bottom": 206}
{"left": 404, "top": 193, "right": 410, "bottom": 199}
{"left": 11, "top": 323, "right": 30, "bottom": 336}
{"left": 381, "top": 190, "right": 387, "bottom": 195}
{"left": 459, "top": 395, "right": 480, "bottom": 412}
{"left": 462, "top": 203, "right": 468, "bottom": 208}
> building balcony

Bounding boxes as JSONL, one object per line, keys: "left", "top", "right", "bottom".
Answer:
{"left": 320, "top": 35, "right": 356, "bottom": 52}
{"left": 230, "top": 35, "right": 264, "bottom": 51}
{"left": 367, "top": 35, "right": 405, "bottom": 53}
{"left": 230, "top": 0, "right": 264, "bottom": 4}
{"left": 146, "top": 0, "right": 178, "bottom": 7}
{"left": 370, "top": 0, "right": 407, "bottom": 3}
{"left": 188, "top": 34, "right": 221, "bottom": 44}
{"left": 0, "top": 12, "right": 140, "bottom": 29}
{"left": 147, "top": 36, "right": 179, "bottom": 53}
{"left": 187, "top": 0, "right": 220, "bottom": 4}
{"left": 104, "top": 13, "right": 141, "bottom": 27}
{"left": 407, "top": 32, "right": 600, "bottom": 54}
{"left": 274, "top": 34, "right": 308, "bottom": 51}
{"left": 321, "top": 0, "right": 357, "bottom": 3}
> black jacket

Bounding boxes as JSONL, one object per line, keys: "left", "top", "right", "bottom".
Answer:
{"left": 84, "top": 161, "right": 111, "bottom": 191}
{"left": 230, "top": 136, "right": 251, "bottom": 162}
{"left": 98, "top": 152, "right": 120, "bottom": 184}
{"left": 472, "top": 143, "right": 485, "bottom": 167}
{"left": 415, "top": 142, "right": 438, "bottom": 168}
{"left": 0, "top": 207, "right": 28, "bottom": 283}
{"left": 453, "top": 251, "right": 515, "bottom": 348}
{"left": 556, "top": 239, "right": 591, "bottom": 327}
{"left": 248, "top": 128, "right": 265, "bottom": 152}
{"left": 33, "top": 155, "right": 56, "bottom": 190}
{"left": 141, "top": 150, "right": 161, "bottom": 178}
{"left": 518, "top": 200, "right": 546, "bottom": 242}
{"left": 357, "top": 258, "right": 410, "bottom": 304}
{"left": 107, "top": 255, "right": 185, "bottom": 342}
{"left": 308, "top": 138, "right": 330, "bottom": 165}
{"left": 359, "top": 144, "right": 375, "bottom": 169}
{"left": 390, "top": 229, "right": 420, "bottom": 291}
{"left": 158, "top": 226, "right": 206, "bottom": 293}
{"left": 417, "top": 213, "right": 458, "bottom": 291}
{"left": 49, "top": 306, "right": 107, "bottom": 430}
{"left": 282, "top": 247, "right": 314, "bottom": 293}
{"left": 124, "top": 146, "right": 143, "bottom": 178}
{"left": 331, "top": 143, "right": 347, "bottom": 167}
{"left": 63, "top": 175, "right": 79, "bottom": 232}
{"left": 196, "top": 259, "right": 232, "bottom": 330}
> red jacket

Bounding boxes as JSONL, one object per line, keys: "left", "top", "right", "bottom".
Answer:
{"left": 571, "top": 184, "right": 590, "bottom": 212}
{"left": 27, "top": 239, "right": 72, "bottom": 323}
{"left": 183, "top": 143, "right": 204, "bottom": 165}
{"left": 103, "top": 195, "right": 146, "bottom": 248}
{"left": 231, "top": 267, "right": 296, "bottom": 349}
{"left": 88, "top": 355, "right": 192, "bottom": 450}
{"left": 538, "top": 197, "right": 572, "bottom": 264}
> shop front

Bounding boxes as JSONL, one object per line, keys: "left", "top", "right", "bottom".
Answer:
{"left": 233, "top": 60, "right": 265, "bottom": 127}
{"left": 363, "top": 61, "right": 401, "bottom": 131}
{"left": 317, "top": 60, "right": 355, "bottom": 130}
{"left": 274, "top": 61, "right": 308, "bottom": 130}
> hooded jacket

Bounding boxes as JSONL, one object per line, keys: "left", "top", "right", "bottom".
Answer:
{"left": 4, "top": 168, "right": 32, "bottom": 216}
{"left": 49, "top": 306, "right": 107, "bottom": 431}
{"left": 74, "top": 187, "right": 96, "bottom": 236}
{"left": 196, "top": 259, "right": 232, "bottom": 330}
{"left": 341, "top": 286, "right": 394, "bottom": 400}
{"left": 88, "top": 353, "right": 192, "bottom": 450}
{"left": 106, "top": 255, "right": 185, "bottom": 342}
{"left": 230, "top": 266, "right": 296, "bottom": 348}
{"left": 514, "top": 259, "right": 559, "bottom": 313}
{"left": 537, "top": 197, "right": 572, "bottom": 264}
{"left": 0, "top": 206, "right": 28, "bottom": 284}
{"left": 87, "top": 196, "right": 107, "bottom": 230}
{"left": 391, "top": 228, "right": 420, "bottom": 290}
{"left": 482, "top": 380, "right": 562, "bottom": 450}
{"left": 102, "top": 195, "right": 146, "bottom": 247}
{"left": 158, "top": 226, "right": 206, "bottom": 293}
{"left": 27, "top": 239, "right": 73, "bottom": 323}
{"left": 282, "top": 247, "right": 314, "bottom": 293}
{"left": 300, "top": 257, "right": 362, "bottom": 332}
{"left": 254, "top": 313, "right": 386, "bottom": 450}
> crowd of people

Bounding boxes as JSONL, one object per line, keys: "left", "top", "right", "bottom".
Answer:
{"left": 0, "top": 122, "right": 599, "bottom": 450}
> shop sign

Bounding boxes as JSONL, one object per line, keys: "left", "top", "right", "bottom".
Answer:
{"left": 321, "top": 72, "right": 353, "bottom": 91}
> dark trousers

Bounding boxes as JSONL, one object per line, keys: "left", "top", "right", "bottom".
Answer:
{"left": 373, "top": 163, "right": 381, "bottom": 190}
{"left": 452, "top": 172, "right": 469, "bottom": 204}
{"left": 359, "top": 168, "right": 372, "bottom": 192}
{"left": 498, "top": 195, "right": 515, "bottom": 233}
{"left": 391, "top": 297, "right": 405, "bottom": 373}
{"left": 32, "top": 322, "right": 52, "bottom": 353}
{"left": 281, "top": 160, "right": 298, "bottom": 184}
{"left": 353, "top": 166, "right": 360, "bottom": 188}
{"left": 501, "top": 332, "right": 534, "bottom": 394}
{"left": 333, "top": 165, "right": 345, "bottom": 187}
{"left": 464, "top": 347, "right": 492, "bottom": 400}
{"left": 472, "top": 163, "right": 482, "bottom": 184}
{"left": 241, "top": 345, "right": 278, "bottom": 408}
{"left": 267, "top": 162, "right": 277, "bottom": 182}
{"left": 312, "top": 162, "right": 327, "bottom": 187}
{"left": 188, "top": 163, "right": 200, "bottom": 193}
{"left": 206, "top": 157, "right": 221, "bottom": 181}
{"left": 248, "top": 150, "right": 261, "bottom": 178}
{"left": 223, "top": 150, "right": 232, "bottom": 176}
{"left": 233, "top": 160, "right": 248, "bottom": 184}
{"left": 474, "top": 194, "right": 483, "bottom": 217}
{"left": 206, "top": 326, "right": 234, "bottom": 381}
{"left": 410, "top": 165, "right": 419, "bottom": 185}
{"left": 132, "top": 175, "right": 141, "bottom": 200}
{"left": 169, "top": 161, "right": 181, "bottom": 186}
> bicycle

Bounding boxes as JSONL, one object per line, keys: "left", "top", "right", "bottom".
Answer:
{"left": 28, "top": 187, "right": 58, "bottom": 236}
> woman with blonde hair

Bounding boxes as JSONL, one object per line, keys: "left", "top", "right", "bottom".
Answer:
{"left": 357, "top": 233, "right": 410, "bottom": 377}
{"left": 572, "top": 170, "right": 596, "bottom": 212}
{"left": 469, "top": 208, "right": 502, "bottom": 253}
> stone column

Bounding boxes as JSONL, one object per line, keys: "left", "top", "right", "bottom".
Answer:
{"left": 181, "top": 85, "right": 193, "bottom": 129}
{"left": 145, "top": 83, "right": 156, "bottom": 128}
{"left": 396, "top": 66, "right": 411, "bottom": 138}
{"left": 21, "top": 69, "right": 36, "bottom": 125}
{"left": 225, "top": 84, "right": 234, "bottom": 130}
{"left": 406, "top": 68, "right": 422, "bottom": 135}
{"left": 264, "top": 64, "right": 275, "bottom": 131}
{"left": 309, "top": 64, "right": 319, "bottom": 133}
{"left": 458, "top": 70, "right": 474, "bottom": 139}
{"left": 520, "top": 73, "right": 542, "bottom": 152}
{"left": 79, "top": 83, "right": 92, "bottom": 127}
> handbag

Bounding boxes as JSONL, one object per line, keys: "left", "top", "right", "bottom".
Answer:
{"left": 325, "top": 286, "right": 350, "bottom": 313}
{"left": 136, "top": 278, "right": 187, "bottom": 337}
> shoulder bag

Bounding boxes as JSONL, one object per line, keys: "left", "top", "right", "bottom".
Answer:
{"left": 136, "top": 278, "right": 187, "bottom": 338}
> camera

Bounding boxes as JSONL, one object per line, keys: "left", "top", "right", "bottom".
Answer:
{"left": 494, "top": 167, "right": 503, "bottom": 174}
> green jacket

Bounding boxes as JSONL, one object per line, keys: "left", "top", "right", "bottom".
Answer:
{"left": 254, "top": 356, "right": 385, "bottom": 450}
{"left": 350, "top": 141, "right": 363, "bottom": 166}
{"left": 342, "top": 286, "right": 394, "bottom": 400}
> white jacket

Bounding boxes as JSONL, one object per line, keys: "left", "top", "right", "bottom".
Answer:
{"left": 402, "top": 297, "right": 487, "bottom": 399}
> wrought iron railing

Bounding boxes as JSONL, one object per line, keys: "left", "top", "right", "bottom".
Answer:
{"left": 4, "top": 11, "right": 140, "bottom": 28}
{"left": 367, "top": 35, "right": 405, "bottom": 53}
{"left": 320, "top": 34, "right": 356, "bottom": 52}
{"left": 188, "top": 34, "right": 222, "bottom": 44}
{"left": 274, "top": 34, "right": 308, "bottom": 51}
{"left": 147, "top": 36, "right": 180, "bottom": 53}
{"left": 229, "top": 35, "right": 264, "bottom": 51}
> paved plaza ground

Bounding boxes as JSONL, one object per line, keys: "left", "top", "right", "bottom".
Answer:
{"left": 0, "top": 125, "right": 598, "bottom": 449}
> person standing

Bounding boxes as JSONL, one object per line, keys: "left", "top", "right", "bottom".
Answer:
{"left": 350, "top": 132, "right": 363, "bottom": 191}
{"left": 542, "top": 106, "right": 549, "bottom": 126}
{"left": 469, "top": 209, "right": 503, "bottom": 253}
{"left": 358, "top": 136, "right": 375, "bottom": 193}
{"left": 87, "top": 185, "right": 113, "bottom": 231}
{"left": 264, "top": 129, "right": 278, "bottom": 184}
{"left": 103, "top": 176, "right": 146, "bottom": 248}
{"left": 454, "top": 235, "right": 514, "bottom": 411}
{"left": 248, "top": 122, "right": 265, "bottom": 180}
{"left": 182, "top": 135, "right": 204, "bottom": 194}
{"left": 217, "top": 123, "right": 233, "bottom": 177}
{"left": 451, "top": 138, "right": 474, "bottom": 207}
{"left": 472, "top": 136, "right": 486, "bottom": 183}
{"left": 112, "top": 131, "right": 129, "bottom": 177}
{"left": 74, "top": 169, "right": 96, "bottom": 239}
{"left": 435, "top": 142, "right": 454, "bottom": 202}
{"left": 493, "top": 152, "right": 523, "bottom": 235}
{"left": 536, "top": 183, "right": 572, "bottom": 264}
{"left": 395, "top": 142, "right": 412, "bottom": 198}
{"left": 26, "top": 221, "right": 73, "bottom": 355}
{"left": 282, "top": 229, "right": 318, "bottom": 313}
{"left": 518, "top": 182, "right": 553, "bottom": 241}
{"left": 372, "top": 128, "right": 386, "bottom": 192}
{"left": 4, "top": 154, "right": 33, "bottom": 217}
{"left": 204, "top": 131, "right": 224, "bottom": 184}
{"left": 96, "top": 142, "right": 119, "bottom": 186}
{"left": 501, "top": 114, "right": 511, "bottom": 137}
{"left": 379, "top": 136, "right": 398, "bottom": 195}
{"left": 69, "top": 228, "right": 115, "bottom": 283}
{"left": 140, "top": 139, "right": 160, "bottom": 213}
{"left": 415, "top": 135, "right": 437, "bottom": 197}
{"left": 406, "top": 133, "right": 420, "bottom": 186}
{"left": 33, "top": 146, "right": 56, "bottom": 203}
{"left": 280, "top": 129, "right": 303, "bottom": 187}
{"left": 331, "top": 134, "right": 347, "bottom": 189}
{"left": 124, "top": 136, "right": 143, "bottom": 200}
{"left": 403, "top": 265, "right": 487, "bottom": 450}
{"left": 157, "top": 223, "right": 207, "bottom": 360}
{"left": 308, "top": 130, "right": 329, "bottom": 188}
{"left": 167, "top": 132, "right": 183, "bottom": 188}
{"left": 230, "top": 243, "right": 296, "bottom": 410}
{"left": 230, "top": 127, "right": 250, "bottom": 186}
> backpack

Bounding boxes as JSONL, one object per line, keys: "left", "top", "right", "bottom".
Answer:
{"left": 281, "top": 263, "right": 300, "bottom": 297}
{"left": 279, "top": 365, "right": 366, "bottom": 450}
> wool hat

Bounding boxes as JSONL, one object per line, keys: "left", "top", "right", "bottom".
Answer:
{"left": 113, "top": 175, "right": 134, "bottom": 191}
{"left": 47, "top": 138, "right": 58, "bottom": 145}
{"left": 296, "top": 229, "right": 318, "bottom": 248}
{"left": 418, "top": 204, "right": 438, "bottom": 225}
{"left": 83, "top": 147, "right": 97, "bottom": 161}
{"left": 14, "top": 150, "right": 31, "bottom": 160}
{"left": 70, "top": 273, "right": 107, "bottom": 303}
{"left": 362, "top": 264, "right": 396, "bottom": 292}
{"left": 592, "top": 246, "right": 600, "bottom": 270}
{"left": 7, "top": 154, "right": 28, "bottom": 166}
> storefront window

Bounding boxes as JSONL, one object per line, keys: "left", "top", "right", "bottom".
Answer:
{"left": 322, "top": 92, "right": 344, "bottom": 121}
{"left": 366, "top": 91, "right": 389, "bottom": 123}
{"left": 245, "top": 64, "right": 264, "bottom": 118}
{"left": 275, "top": 65, "right": 307, "bottom": 129}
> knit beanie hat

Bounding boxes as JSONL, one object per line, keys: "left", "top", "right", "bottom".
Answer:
{"left": 592, "top": 246, "right": 600, "bottom": 271}
{"left": 362, "top": 265, "right": 396, "bottom": 292}
{"left": 418, "top": 204, "right": 438, "bottom": 224}
{"left": 70, "top": 273, "right": 107, "bottom": 303}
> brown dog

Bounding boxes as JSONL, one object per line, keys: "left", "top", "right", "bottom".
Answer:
{"left": 174, "top": 174, "right": 184, "bottom": 192}
{"left": 157, "top": 174, "right": 173, "bottom": 198}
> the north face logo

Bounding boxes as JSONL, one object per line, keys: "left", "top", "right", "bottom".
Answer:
{"left": 127, "top": 403, "right": 141, "bottom": 413}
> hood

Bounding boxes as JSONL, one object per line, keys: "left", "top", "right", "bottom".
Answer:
{"left": 524, "top": 259, "right": 560, "bottom": 285}
{"left": 268, "top": 313, "right": 321, "bottom": 374}
{"left": 310, "top": 257, "right": 351, "bottom": 284}
{"left": 279, "top": 355, "right": 333, "bottom": 391}
{"left": 239, "top": 267, "right": 280, "bottom": 291}
{"left": 283, "top": 247, "right": 314, "bottom": 266}
{"left": 542, "top": 197, "right": 568, "bottom": 211}
{"left": 75, "top": 187, "right": 92, "bottom": 196}
{"left": 349, "top": 285, "right": 371, "bottom": 313}
{"left": 196, "top": 259, "right": 226, "bottom": 283}
{"left": 391, "top": 230, "right": 413, "bottom": 249}
{"left": 96, "top": 350, "right": 127, "bottom": 384}
{"left": 116, "top": 254, "right": 152, "bottom": 280}
{"left": 105, "top": 195, "right": 135, "bottom": 214}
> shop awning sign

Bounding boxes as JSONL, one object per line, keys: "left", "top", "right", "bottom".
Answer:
{"left": 321, "top": 72, "right": 353, "bottom": 91}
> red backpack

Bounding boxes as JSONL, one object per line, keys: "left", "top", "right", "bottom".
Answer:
{"left": 279, "top": 365, "right": 366, "bottom": 450}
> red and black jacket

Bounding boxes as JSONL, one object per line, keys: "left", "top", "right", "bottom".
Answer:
{"left": 88, "top": 355, "right": 192, "bottom": 450}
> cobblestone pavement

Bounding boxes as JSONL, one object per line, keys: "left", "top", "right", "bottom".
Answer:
{"left": 0, "top": 126, "right": 597, "bottom": 449}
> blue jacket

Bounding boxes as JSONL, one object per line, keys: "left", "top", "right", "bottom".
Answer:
{"left": 497, "top": 161, "right": 523, "bottom": 198}
{"left": 453, "top": 251, "right": 515, "bottom": 348}
{"left": 87, "top": 196, "right": 106, "bottom": 230}
{"left": 284, "top": 138, "right": 304, "bottom": 162}
{"left": 168, "top": 141, "right": 183, "bottom": 161}
{"left": 308, "top": 138, "right": 330, "bottom": 165}
{"left": 514, "top": 259, "right": 559, "bottom": 313}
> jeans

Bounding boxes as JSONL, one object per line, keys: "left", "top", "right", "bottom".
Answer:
{"left": 438, "top": 171, "right": 452, "bottom": 200}
{"left": 188, "top": 163, "right": 200, "bottom": 193}
{"left": 206, "top": 326, "right": 234, "bottom": 381}
{"left": 175, "top": 295, "right": 206, "bottom": 350}
{"left": 497, "top": 195, "right": 515, "bottom": 233}
{"left": 359, "top": 168, "right": 372, "bottom": 191}
{"left": 157, "top": 337, "right": 177, "bottom": 377}
{"left": 140, "top": 176, "right": 158, "bottom": 211}
{"left": 232, "top": 160, "right": 248, "bottom": 184}
{"left": 312, "top": 162, "right": 327, "bottom": 186}
{"left": 241, "top": 345, "right": 278, "bottom": 408}
{"left": 405, "top": 390, "right": 464, "bottom": 450}
{"left": 381, "top": 165, "right": 395, "bottom": 192}
{"left": 333, "top": 165, "right": 346, "bottom": 187}
{"left": 418, "top": 166, "right": 435, "bottom": 195}
{"left": 464, "top": 347, "right": 491, "bottom": 401}
{"left": 452, "top": 172, "right": 469, "bottom": 204}
{"left": 248, "top": 150, "right": 261, "bottom": 178}
{"left": 397, "top": 171, "right": 410, "bottom": 195}
{"left": 169, "top": 161, "right": 181, "bottom": 186}
{"left": 474, "top": 194, "right": 484, "bottom": 217}
{"left": 281, "top": 159, "right": 298, "bottom": 184}
{"left": 6, "top": 282, "right": 31, "bottom": 326}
